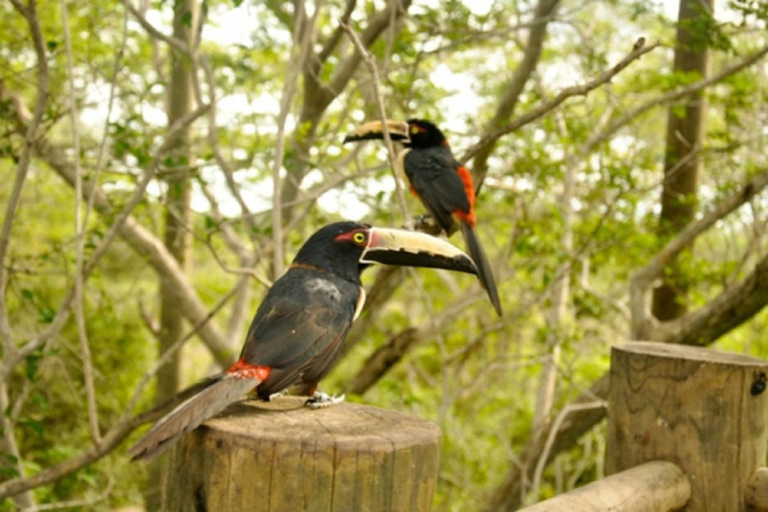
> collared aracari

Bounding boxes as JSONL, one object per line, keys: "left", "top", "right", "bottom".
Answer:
{"left": 128, "top": 221, "right": 477, "bottom": 461}
{"left": 343, "top": 119, "right": 502, "bottom": 316}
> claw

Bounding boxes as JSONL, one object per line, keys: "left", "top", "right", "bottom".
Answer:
{"left": 305, "top": 391, "right": 345, "bottom": 409}
{"left": 267, "top": 389, "right": 289, "bottom": 402}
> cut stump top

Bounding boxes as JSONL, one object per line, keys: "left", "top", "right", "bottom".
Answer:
{"left": 165, "top": 397, "right": 442, "bottom": 512}
{"left": 201, "top": 396, "right": 441, "bottom": 451}
{"left": 616, "top": 341, "right": 768, "bottom": 368}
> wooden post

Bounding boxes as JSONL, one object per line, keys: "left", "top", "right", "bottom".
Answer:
{"left": 162, "top": 397, "right": 441, "bottom": 512}
{"left": 747, "top": 468, "right": 768, "bottom": 512}
{"left": 518, "top": 461, "right": 690, "bottom": 512}
{"left": 606, "top": 341, "right": 768, "bottom": 512}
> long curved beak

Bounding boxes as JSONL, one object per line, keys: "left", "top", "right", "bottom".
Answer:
{"left": 361, "top": 228, "right": 477, "bottom": 275}
{"left": 343, "top": 120, "right": 410, "bottom": 144}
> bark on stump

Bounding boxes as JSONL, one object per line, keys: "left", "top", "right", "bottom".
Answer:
{"left": 606, "top": 341, "right": 768, "bottom": 512}
{"left": 163, "top": 397, "right": 441, "bottom": 512}
{"left": 747, "top": 468, "right": 768, "bottom": 512}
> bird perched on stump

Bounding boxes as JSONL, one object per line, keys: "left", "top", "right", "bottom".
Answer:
{"left": 128, "top": 221, "right": 478, "bottom": 461}
{"left": 344, "top": 119, "right": 502, "bottom": 316}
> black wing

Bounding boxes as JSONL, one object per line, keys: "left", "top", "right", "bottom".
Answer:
{"left": 239, "top": 269, "right": 358, "bottom": 397}
{"left": 404, "top": 146, "right": 470, "bottom": 232}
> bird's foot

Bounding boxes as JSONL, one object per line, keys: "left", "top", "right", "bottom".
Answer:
{"left": 266, "top": 389, "right": 289, "bottom": 402}
{"left": 305, "top": 391, "right": 345, "bottom": 409}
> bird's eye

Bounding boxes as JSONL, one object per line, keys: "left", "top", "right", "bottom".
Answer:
{"left": 411, "top": 125, "right": 420, "bottom": 134}
{"left": 352, "top": 231, "right": 367, "bottom": 245}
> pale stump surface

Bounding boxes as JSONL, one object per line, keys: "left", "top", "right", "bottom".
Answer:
{"left": 606, "top": 341, "right": 768, "bottom": 512}
{"left": 163, "top": 397, "right": 441, "bottom": 512}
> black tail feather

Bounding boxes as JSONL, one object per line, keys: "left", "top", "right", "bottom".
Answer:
{"left": 128, "top": 376, "right": 258, "bottom": 462}
{"left": 459, "top": 223, "right": 502, "bottom": 316}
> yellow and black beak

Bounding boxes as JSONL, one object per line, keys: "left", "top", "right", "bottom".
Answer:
{"left": 343, "top": 120, "right": 410, "bottom": 144}
{"left": 360, "top": 228, "right": 477, "bottom": 275}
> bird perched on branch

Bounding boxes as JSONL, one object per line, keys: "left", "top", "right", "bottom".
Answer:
{"left": 344, "top": 119, "right": 502, "bottom": 316}
{"left": 128, "top": 221, "right": 478, "bottom": 461}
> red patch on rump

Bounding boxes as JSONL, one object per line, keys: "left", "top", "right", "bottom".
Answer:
{"left": 454, "top": 166, "right": 477, "bottom": 227}
{"left": 226, "top": 358, "right": 271, "bottom": 382}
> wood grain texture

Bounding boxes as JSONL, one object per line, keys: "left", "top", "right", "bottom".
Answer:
{"left": 747, "top": 468, "right": 768, "bottom": 512}
{"left": 162, "top": 397, "right": 440, "bottom": 512}
{"left": 606, "top": 341, "right": 768, "bottom": 512}
{"left": 519, "top": 461, "right": 690, "bottom": 512}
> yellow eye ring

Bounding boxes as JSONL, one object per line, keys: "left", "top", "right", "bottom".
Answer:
{"left": 353, "top": 232, "right": 366, "bottom": 245}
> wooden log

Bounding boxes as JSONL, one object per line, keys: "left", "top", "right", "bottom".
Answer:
{"left": 747, "top": 468, "right": 768, "bottom": 512}
{"left": 519, "top": 461, "right": 690, "bottom": 512}
{"left": 606, "top": 341, "right": 768, "bottom": 512}
{"left": 162, "top": 397, "right": 441, "bottom": 512}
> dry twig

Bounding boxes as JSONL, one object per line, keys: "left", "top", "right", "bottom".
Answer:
{"left": 340, "top": 21, "right": 410, "bottom": 224}
{"left": 60, "top": 0, "right": 101, "bottom": 445}
{"left": 461, "top": 38, "right": 660, "bottom": 166}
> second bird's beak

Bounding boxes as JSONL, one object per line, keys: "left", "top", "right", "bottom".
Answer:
{"left": 343, "top": 120, "right": 410, "bottom": 144}
{"left": 360, "top": 228, "right": 477, "bottom": 276}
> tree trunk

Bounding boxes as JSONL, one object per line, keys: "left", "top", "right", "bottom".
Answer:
{"left": 147, "top": 0, "right": 199, "bottom": 509}
{"left": 651, "top": 0, "right": 713, "bottom": 320}
{"left": 606, "top": 342, "right": 768, "bottom": 511}
{"left": 163, "top": 398, "right": 441, "bottom": 512}
{"left": 471, "top": 0, "right": 560, "bottom": 193}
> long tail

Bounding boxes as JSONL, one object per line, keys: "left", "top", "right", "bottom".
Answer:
{"left": 459, "top": 222, "right": 502, "bottom": 316}
{"left": 128, "top": 373, "right": 261, "bottom": 462}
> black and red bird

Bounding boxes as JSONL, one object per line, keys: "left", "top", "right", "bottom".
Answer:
{"left": 128, "top": 221, "right": 477, "bottom": 461}
{"left": 344, "top": 119, "right": 502, "bottom": 316}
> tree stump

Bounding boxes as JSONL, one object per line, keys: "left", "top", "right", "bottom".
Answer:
{"left": 606, "top": 341, "right": 768, "bottom": 512}
{"left": 163, "top": 397, "right": 441, "bottom": 512}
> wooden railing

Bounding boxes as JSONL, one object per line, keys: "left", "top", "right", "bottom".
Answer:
{"left": 520, "top": 341, "right": 768, "bottom": 512}
{"left": 163, "top": 341, "right": 768, "bottom": 511}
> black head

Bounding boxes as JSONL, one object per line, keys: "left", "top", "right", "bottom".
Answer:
{"left": 292, "top": 222, "right": 479, "bottom": 283}
{"left": 406, "top": 119, "right": 447, "bottom": 149}
{"left": 293, "top": 222, "right": 372, "bottom": 282}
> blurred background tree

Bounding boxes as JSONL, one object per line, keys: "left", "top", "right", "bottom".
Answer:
{"left": 0, "top": 0, "right": 767, "bottom": 510}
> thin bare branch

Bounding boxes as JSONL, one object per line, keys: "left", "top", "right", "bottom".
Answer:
{"left": 0, "top": 2, "right": 50, "bottom": 507}
{"left": 280, "top": 0, "right": 412, "bottom": 222}
{"left": 346, "top": 293, "right": 480, "bottom": 395}
{"left": 198, "top": 58, "right": 259, "bottom": 239}
{"left": 471, "top": 0, "right": 561, "bottom": 191}
{"left": 121, "top": 278, "right": 241, "bottom": 420}
{"left": 0, "top": 383, "right": 203, "bottom": 501}
{"left": 0, "top": 0, "right": 50, "bottom": 362}
{"left": 630, "top": 168, "right": 768, "bottom": 338}
{"left": 340, "top": 21, "right": 409, "bottom": 223}
{"left": 124, "top": 0, "right": 190, "bottom": 56}
{"left": 584, "top": 43, "right": 768, "bottom": 155}
{"left": 21, "top": 478, "right": 115, "bottom": 511}
{"left": 5, "top": 104, "right": 215, "bottom": 374}
{"left": 327, "top": 0, "right": 411, "bottom": 97}
{"left": 226, "top": 257, "right": 254, "bottom": 344}
{"left": 529, "top": 401, "right": 607, "bottom": 505}
{"left": 0, "top": 271, "right": 244, "bottom": 501}
{"left": 486, "top": 169, "right": 768, "bottom": 512}
{"left": 461, "top": 38, "right": 660, "bottom": 165}
{"left": 196, "top": 177, "right": 250, "bottom": 257}
{"left": 318, "top": 0, "right": 357, "bottom": 63}
{"left": 271, "top": 2, "right": 319, "bottom": 277}
{"left": 60, "top": 0, "right": 101, "bottom": 445}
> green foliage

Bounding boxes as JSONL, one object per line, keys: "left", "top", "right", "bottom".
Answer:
{"left": 2, "top": 0, "right": 768, "bottom": 509}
